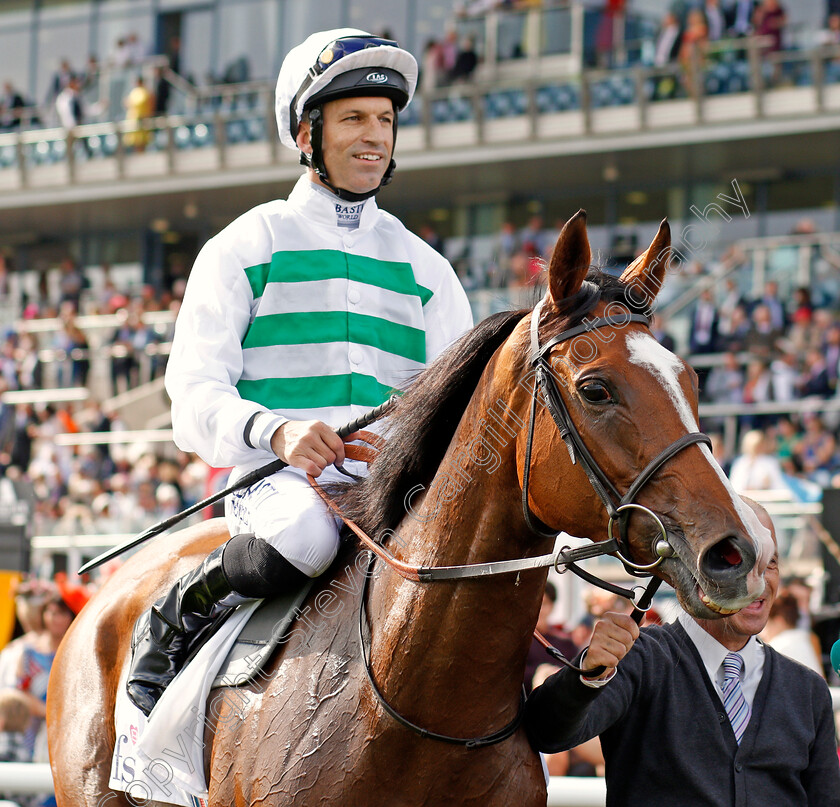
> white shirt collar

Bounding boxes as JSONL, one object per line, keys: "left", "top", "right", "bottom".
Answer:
{"left": 287, "top": 173, "right": 379, "bottom": 232}
{"left": 677, "top": 611, "right": 765, "bottom": 707}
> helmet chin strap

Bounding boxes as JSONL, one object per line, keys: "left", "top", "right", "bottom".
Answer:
{"left": 300, "top": 106, "right": 398, "bottom": 202}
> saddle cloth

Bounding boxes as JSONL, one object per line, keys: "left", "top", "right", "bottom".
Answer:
{"left": 109, "top": 577, "right": 314, "bottom": 806}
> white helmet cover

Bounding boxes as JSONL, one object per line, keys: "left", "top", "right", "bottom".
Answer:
{"left": 275, "top": 28, "right": 419, "bottom": 151}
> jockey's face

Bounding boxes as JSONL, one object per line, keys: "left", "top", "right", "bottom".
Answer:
{"left": 316, "top": 96, "right": 395, "bottom": 195}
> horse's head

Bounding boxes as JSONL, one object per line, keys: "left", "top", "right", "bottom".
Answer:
{"left": 519, "top": 211, "right": 773, "bottom": 618}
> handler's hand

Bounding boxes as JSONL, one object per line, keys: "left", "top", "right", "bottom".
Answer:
{"left": 581, "top": 612, "right": 639, "bottom": 680}
{"left": 270, "top": 420, "right": 346, "bottom": 477}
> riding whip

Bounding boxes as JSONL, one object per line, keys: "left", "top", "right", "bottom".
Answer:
{"left": 78, "top": 395, "right": 399, "bottom": 575}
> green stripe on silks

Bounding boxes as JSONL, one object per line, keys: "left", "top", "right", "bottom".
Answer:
{"left": 236, "top": 373, "right": 396, "bottom": 410}
{"left": 241, "top": 310, "right": 425, "bottom": 363}
{"left": 243, "top": 250, "right": 431, "bottom": 302}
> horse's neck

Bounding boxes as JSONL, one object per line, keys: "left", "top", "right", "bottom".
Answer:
{"left": 366, "top": 383, "right": 554, "bottom": 734}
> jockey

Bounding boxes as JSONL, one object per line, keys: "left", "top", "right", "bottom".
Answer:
{"left": 126, "top": 28, "right": 474, "bottom": 716}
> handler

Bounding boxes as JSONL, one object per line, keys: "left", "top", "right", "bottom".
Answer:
{"left": 126, "top": 29, "right": 473, "bottom": 716}
{"left": 525, "top": 499, "right": 840, "bottom": 807}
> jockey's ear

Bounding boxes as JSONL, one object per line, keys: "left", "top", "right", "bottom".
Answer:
{"left": 620, "top": 218, "right": 671, "bottom": 303}
{"left": 547, "top": 210, "right": 590, "bottom": 306}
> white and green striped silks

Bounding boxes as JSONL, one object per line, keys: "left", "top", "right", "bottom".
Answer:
{"left": 165, "top": 175, "right": 473, "bottom": 474}
{"left": 237, "top": 248, "right": 432, "bottom": 411}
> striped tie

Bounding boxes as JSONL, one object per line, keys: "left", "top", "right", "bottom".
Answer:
{"left": 721, "top": 652, "right": 750, "bottom": 743}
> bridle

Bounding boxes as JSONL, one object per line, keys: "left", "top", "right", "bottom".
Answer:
{"left": 310, "top": 294, "right": 713, "bottom": 749}
{"left": 522, "top": 297, "right": 712, "bottom": 578}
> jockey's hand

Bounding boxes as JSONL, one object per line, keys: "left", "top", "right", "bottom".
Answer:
{"left": 581, "top": 612, "right": 639, "bottom": 681}
{"left": 270, "top": 420, "right": 346, "bottom": 478}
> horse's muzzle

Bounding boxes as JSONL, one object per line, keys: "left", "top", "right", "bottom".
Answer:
{"left": 696, "top": 533, "right": 757, "bottom": 603}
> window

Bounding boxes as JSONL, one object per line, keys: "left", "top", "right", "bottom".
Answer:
{"left": 36, "top": 19, "right": 91, "bottom": 102}
{"left": 218, "top": 0, "right": 279, "bottom": 82}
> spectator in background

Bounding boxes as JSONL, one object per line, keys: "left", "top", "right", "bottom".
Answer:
{"left": 519, "top": 213, "right": 549, "bottom": 258}
{"left": 769, "top": 350, "right": 798, "bottom": 403}
{"left": 488, "top": 220, "right": 518, "bottom": 288}
{"left": 17, "top": 592, "right": 75, "bottom": 762}
{"left": 80, "top": 55, "right": 99, "bottom": 93}
{"left": 123, "top": 76, "right": 154, "bottom": 151}
{"left": 525, "top": 583, "right": 579, "bottom": 777}
{"left": 0, "top": 688, "right": 34, "bottom": 765}
{"left": 166, "top": 35, "right": 182, "bottom": 76}
{"left": 790, "top": 286, "right": 813, "bottom": 327}
{"left": 439, "top": 29, "right": 459, "bottom": 81}
{"left": 793, "top": 413, "right": 837, "bottom": 485}
{"left": 705, "top": 350, "right": 744, "bottom": 404}
{"left": 126, "top": 33, "right": 146, "bottom": 65}
{"left": 153, "top": 67, "right": 170, "bottom": 115}
{"left": 720, "top": 303, "right": 751, "bottom": 352}
{"left": 679, "top": 9, "right": 709, "bottom": 91}
{"left": 57, "top": 258, "right": 87, "bottom": 310}
{"left": 650, "top": 314, "right": 675, "bottom": 352}
{"left": 110, "top": 309, "right": 158, "bottom": 394}
{"left": 111, "top": 37, "right": 132, "bottom": 69}
{"left": 690, "top": 288, "right": 719, "bottom": 354}
{"left": 754, "top": 0, "right": 787, "bottom": 52}
{"left": 525, "top": 580, "right": 578, "bottom": 694}
{"left": 653, "top": 12, "right": 682, "bottom": 67}
{"left": 717, "top": 278, "right": 744, "bottom": 335}
{"left": 1, "top": 82, "right": 25, "bottom": 130}
{"left": 0, "top": 581, "right": 47, "bottom": 690}
{"left": 818, "top": 13, "right": 840, "bottom": 45}
{"left": 49, "top": 59, "right": 75, "bottom": 102}
{"left": 450, "top": 35, "right": 479, "bottom": 82}
{"left": 420, "top": 39, "right": 443, "bottom": 92}
{"left": 745, "top": 304, "right": 783, "bottom": 360}
{"left": 822, "top": 324, "right": 840, "bottom": 390}
{"left": 419, "top": 223, "right": 445, "bottom": 255}
{"left": 705, "top": 0, "right": 727, "bottom": 40}
{"left": 752, "top": 280, "right": 786, "bottom": 331}
{"left": 54, "top": 76, "right": 84, "bottom": 132}
{"left": 59, "top": 314, "right": 90, "bottom": 388}
{"left": 728, "top": 429, "right": 787, "bottom": 492}
{"left": 797, "top": 348, "right": 832, "bottom": 398}
{"left": 726, "top": 0, "right": 756, "bottom": 36}
{"left": 763, "top": 591, "right": 824, "bottom": 676}
{"left": 740, "top": 358, "right": 773, "bottom": 429}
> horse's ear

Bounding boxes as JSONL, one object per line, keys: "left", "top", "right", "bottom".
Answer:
{"left": 547, "top": 210, "right": 591, "bottom": 305}
{"left": 619, "top": 219, "right": 671, "bottom": 301}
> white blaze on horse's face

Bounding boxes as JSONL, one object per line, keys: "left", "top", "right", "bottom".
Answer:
{"left": 624, "top": 332, "right": 773, "bottom": 603}
{"left": 624, "top": 333, "right": 697, "bottom": 434}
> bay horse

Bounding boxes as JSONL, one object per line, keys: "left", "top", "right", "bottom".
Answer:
{"left": 47, "top": 212, "right": 770, "bottom": 807}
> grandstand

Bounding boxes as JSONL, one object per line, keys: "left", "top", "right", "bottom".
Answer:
{"left": 2, "top": 0, "right": 840, "bottom": 648}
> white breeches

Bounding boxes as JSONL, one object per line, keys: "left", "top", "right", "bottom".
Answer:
{"left": 225, "top": 468, "right": 345, "bottom": 578}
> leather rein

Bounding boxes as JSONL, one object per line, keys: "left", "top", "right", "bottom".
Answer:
{"left": 308, "top": 298, "right": 712, "bottom": 749}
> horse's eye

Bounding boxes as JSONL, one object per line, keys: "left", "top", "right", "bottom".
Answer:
{"left": 579, "top": 381, "right": 612, "bottom": 404}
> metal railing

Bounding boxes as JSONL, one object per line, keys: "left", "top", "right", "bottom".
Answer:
{"left": 3, "top": 37, "right": 840, "bottom": 192}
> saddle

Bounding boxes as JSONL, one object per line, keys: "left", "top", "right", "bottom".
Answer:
{"left": 212, "top": 575, "right": 316, "bottom": 688}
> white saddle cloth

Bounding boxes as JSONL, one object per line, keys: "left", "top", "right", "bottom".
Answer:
{"left": 108, "top": 600, "right": 259, "bottom": 806}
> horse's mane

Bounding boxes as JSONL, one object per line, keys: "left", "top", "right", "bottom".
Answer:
{"left": 330, "top": 269, "right": 648, "bottom": 537}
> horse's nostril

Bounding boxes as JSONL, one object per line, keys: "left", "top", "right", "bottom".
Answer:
{"left": 701, "top": 536, "right": 745, "bottom": 577}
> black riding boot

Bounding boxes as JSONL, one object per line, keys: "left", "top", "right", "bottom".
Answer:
{"left": 126, "top": 543, "right": 236, "bottom": 716}
{"left": 126, "top": 534, "right": 309, "bottom": 717}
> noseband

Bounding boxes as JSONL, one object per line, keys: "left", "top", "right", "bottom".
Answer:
{"left": 522, "top": 297, "right": 712, "bottom": 575}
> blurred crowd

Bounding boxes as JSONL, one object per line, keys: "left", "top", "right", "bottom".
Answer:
{"left": 0, "top": 576, "right": 88, "bottom": 805}
{"left": 0, "top": 253, "right": 221, "bottom": 543}
{"left": 687, "top": 269, "right": 840, "bottom": 492}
